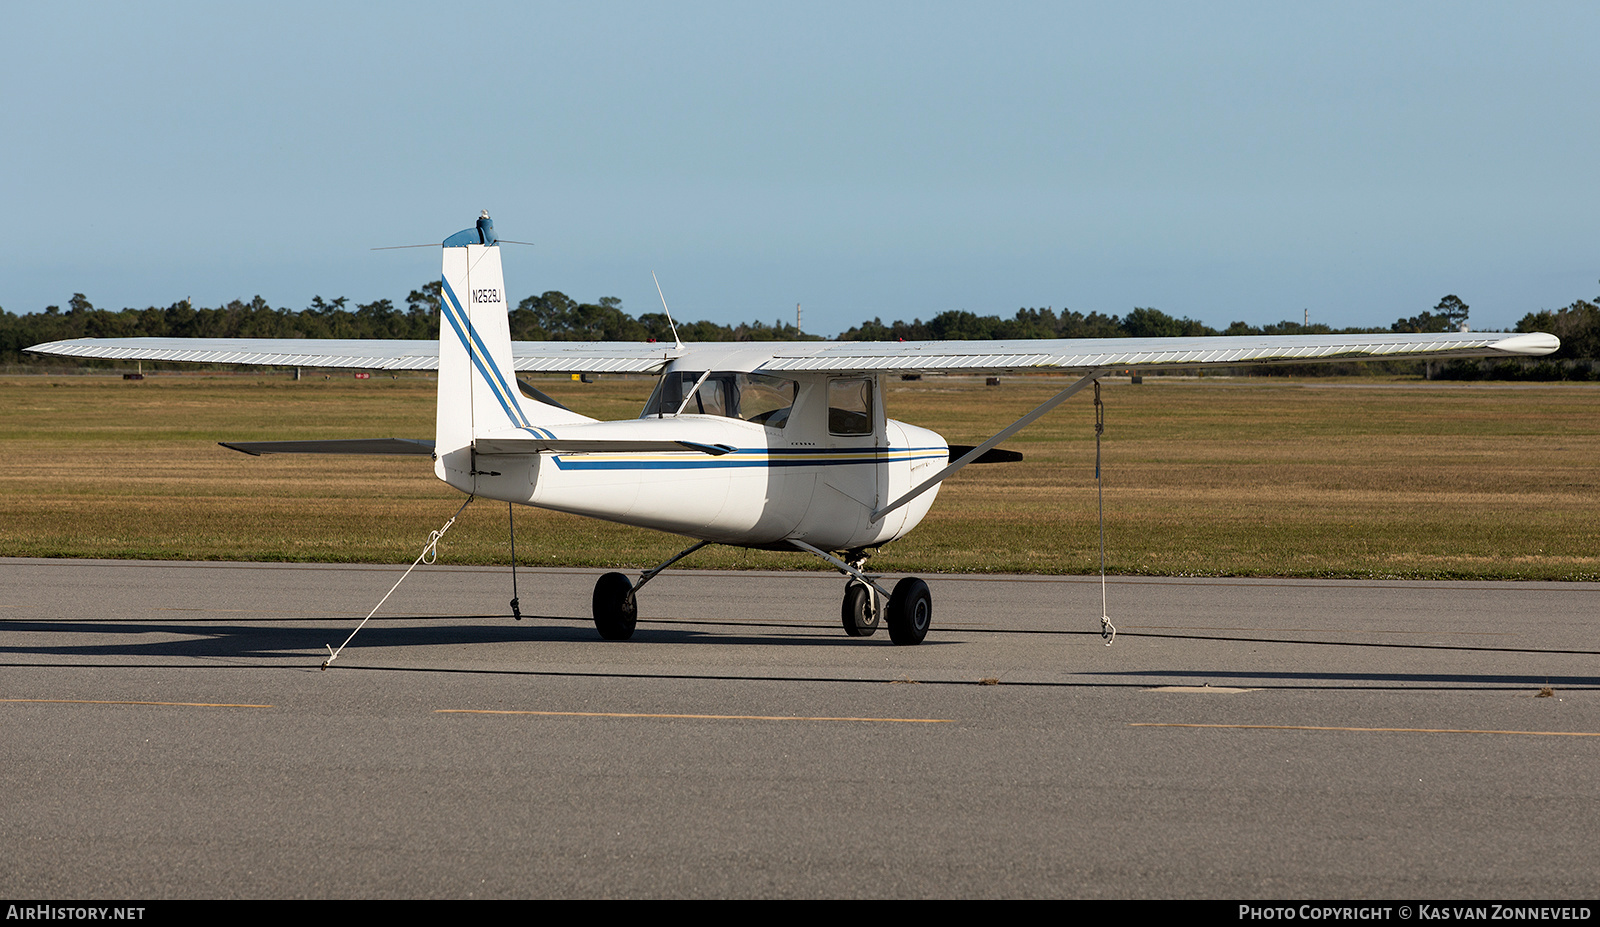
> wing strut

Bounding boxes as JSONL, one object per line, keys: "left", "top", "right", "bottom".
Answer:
{"left": 871, "top": 368, "right": 1112, "bottom": 524}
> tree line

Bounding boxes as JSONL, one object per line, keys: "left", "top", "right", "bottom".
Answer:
{"left": 0, "top": 282, "right": 818, "bottom": 365}
{"left": 5, "top": 284, "right": 1597, "bottom": 379}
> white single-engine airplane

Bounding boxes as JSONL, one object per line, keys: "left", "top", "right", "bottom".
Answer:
{"left": 30, "top": 213, "right": 1561, "bottom": 645}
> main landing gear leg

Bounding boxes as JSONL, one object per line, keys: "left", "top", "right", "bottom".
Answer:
{"left": 590, "top": 539, "right": 713, "bottom": 641}
{"left": 790, "top": 540, "right": 931, "bottom": 645}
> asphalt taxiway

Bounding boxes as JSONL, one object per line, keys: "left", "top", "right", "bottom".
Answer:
{"left": 3, "top": 558, "right": 1597, "bottom": 898}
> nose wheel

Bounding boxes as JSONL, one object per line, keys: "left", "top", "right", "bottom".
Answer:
{"left": 841, "top": 580, "right": 881, "bottom": 637}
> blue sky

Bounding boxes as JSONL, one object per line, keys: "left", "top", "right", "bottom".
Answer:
{"left": 4, "top": 1, "right": 1596, "bottom": 336}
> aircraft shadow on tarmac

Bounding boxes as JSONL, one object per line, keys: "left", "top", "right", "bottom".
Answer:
{"left": 0, "top": 616, "right": 943, "bottom": 662}
{"left": 1095, "top": 668, "right": 1600, "bottom": 687}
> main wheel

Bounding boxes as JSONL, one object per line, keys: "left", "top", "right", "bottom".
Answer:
{"left": 592, "top": 571, "right": 638, "bottom": 640}
{"left": 886, "top": 577, "right": 931, "bottom": 645}
{"left": 841, "top": 581, "right": 880, "bottom": 637}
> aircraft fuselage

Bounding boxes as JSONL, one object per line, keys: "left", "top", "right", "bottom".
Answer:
{"left": 440, "top": 371, "right": 948, "bottom": 551}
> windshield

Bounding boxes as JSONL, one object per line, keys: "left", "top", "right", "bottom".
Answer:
{"left": 641, "top": 371, "right": 797, "bottom": 429}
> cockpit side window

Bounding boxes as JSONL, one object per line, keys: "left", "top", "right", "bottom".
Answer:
{"left": 641, "top": 371, "right": 797, "bottom": 429}
{"left": 735, "top": 374, "right": 796, "bottom": 429}
{"left": 643, "top": 372, "right": 723, "bottom": 417}
{"left": 827, "top": 377, "right": 874, "bottom": 436}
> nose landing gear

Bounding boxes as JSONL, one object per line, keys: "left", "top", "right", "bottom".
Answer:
{"left": 841, "top": 580, "right": 881, "bottom": 637}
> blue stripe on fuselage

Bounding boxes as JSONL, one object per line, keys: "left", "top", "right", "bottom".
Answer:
{"left": 549, "top": 447, "right": 948, "bottom": 471}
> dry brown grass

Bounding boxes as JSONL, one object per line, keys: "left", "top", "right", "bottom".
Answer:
{"left": 3, "top": 372, "right": 1596, "bottom": 578}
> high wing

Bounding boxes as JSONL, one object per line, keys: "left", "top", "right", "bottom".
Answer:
{"left": 26, "top": 330, "right": 1560, "bottom": 374}
{"left": 25, "top": 337, "right": 677, "bottom": 373}
{"left": 29, "top": 338, "right": 442, "bottom": 370}
{"left": 758, "top": 331, "right": 1559, "bottom": 373}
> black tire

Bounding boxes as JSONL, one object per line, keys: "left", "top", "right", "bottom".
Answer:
{"left": 592, "top": 571, "right": 638, "bottom": 641}
{"left": 841, "top": 581, "right": 880, "bottom": 637}
{"left": 886, "top": 577, "right": 932, "bottom": 645}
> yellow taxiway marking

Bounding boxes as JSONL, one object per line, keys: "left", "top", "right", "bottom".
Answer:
{"left": 1133, "top": 723, "right": 1600, "bottom": 737}
{"left": 2, "top": 698, "right": 272, "bottom": 708}
{"left": 439, "top": 709, "right": 953, "bottom": 724}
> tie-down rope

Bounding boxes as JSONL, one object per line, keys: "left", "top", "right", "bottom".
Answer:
{"left": 1095, "top": 380, "right": 1116, "bottom": 646}
{"left": 322, "top": 494, "right": 475, "bottom": 669}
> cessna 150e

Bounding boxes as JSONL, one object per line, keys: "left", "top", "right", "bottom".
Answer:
{"left": 29, "top": 213, "right": 1561, "bottom": 645}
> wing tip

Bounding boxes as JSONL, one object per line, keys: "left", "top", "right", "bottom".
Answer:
{"left": 1489, "top": 332, "right": 1560, "bottom": 356}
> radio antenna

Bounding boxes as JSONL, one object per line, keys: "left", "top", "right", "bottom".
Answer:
{"left": 652, "top": 272, "right": 684, "bottom": 350}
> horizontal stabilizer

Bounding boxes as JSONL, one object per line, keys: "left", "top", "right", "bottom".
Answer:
{"left": 946, "top": 445, "right": 1023, "bottom": 464}
{"left": 220, "top": 438, "right": 435, "bottom": 456}
{"left": 473, "top": 437, "right": 737, "bottom": 456}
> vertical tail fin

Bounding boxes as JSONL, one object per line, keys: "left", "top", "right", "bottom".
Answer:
{"left": 433, "top": 211, "right": 590, "bottom": 491}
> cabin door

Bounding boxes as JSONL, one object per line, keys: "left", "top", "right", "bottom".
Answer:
{"left": 816, "top": 376, "right": 883, "bottom": 536}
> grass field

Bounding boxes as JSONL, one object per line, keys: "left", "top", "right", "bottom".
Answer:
{"left": 3, "top": 372, "right": 1597, "bottom": 580}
